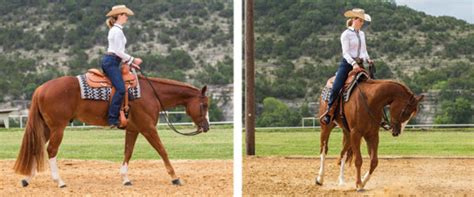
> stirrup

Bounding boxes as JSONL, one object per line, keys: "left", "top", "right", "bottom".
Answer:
{"left": 319, "top": 109, "right": 332, "bottom": 125}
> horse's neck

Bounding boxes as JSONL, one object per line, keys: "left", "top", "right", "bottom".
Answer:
{"left": 368, "top": 81, "right": 411, "bottom": 106}
{"left": 141, "top": 78, "right": 199, "bottom": 108}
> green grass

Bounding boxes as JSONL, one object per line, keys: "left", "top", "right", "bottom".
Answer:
{"left": 0, "top": 126, "right": 232, "bottom": 161}
{"left": 245, "top": 128, "right": 474, "bottom": 157}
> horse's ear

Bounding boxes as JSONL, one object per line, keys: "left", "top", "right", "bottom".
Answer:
{"left": 201, "top": 85, "right": 207, "bottom": 96}
{"left": 416, "top": 95, "right": 424, "bottom": 102}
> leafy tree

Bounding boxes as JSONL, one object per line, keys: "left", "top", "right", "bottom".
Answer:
{"left": 435, "top": 98, "right": 472, "bottom": 124}
{"left": 256, "top": 97, "right": 301, "bottom": 127}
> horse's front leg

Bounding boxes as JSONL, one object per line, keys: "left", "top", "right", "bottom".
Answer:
{"left": 141, "top": 128, "right": 181, "bottom": 185}
{"left": 361, "top": 134, "right": 379, "bottom": 189}
{"left": 350, "top": 131, "right": 363, "bottom": 191}
{"left": 316, "top": 122, "right": 335, "bottom": 185}
{"left": 120, "top": 129, "right": 139, "bottom": 186}
{"left": 338, "top": 129, "right": 351, "bottom": 186}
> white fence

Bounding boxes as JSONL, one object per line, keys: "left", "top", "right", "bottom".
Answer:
{"left": 300, "top": 117, "right": 474, "bottom": 129}
{"left": 7, "top": 112, "right": 232, "bottom": 129}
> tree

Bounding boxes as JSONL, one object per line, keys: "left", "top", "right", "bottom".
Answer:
{"left": 435, "top": 98, "right": 472, "bottom": 124}
{"left": 257, "top": 97, "right": 301, "bottom": 127}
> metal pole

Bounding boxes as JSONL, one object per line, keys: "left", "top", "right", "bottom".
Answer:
{"left": 245, "top": 0, "right": 256, "bottom": 155}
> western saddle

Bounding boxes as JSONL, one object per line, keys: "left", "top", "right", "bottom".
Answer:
{"left": 85, "top": 64, "right": 138, "bottom": 128}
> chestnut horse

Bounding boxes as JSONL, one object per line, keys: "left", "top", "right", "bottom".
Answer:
{"left": 13, "top": 75, "right": 210, "bottom": 188}
{"left": 315, "top": 79, "right": 423, "bottom": 191}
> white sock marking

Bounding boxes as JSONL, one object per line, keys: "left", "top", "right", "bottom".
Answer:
{"left": 317, "top": 146, "right": 326, "bottom": 183}
{"left": 49, "top": 157, "right": 66, "bottom": 187}
{"left": 120, "top": 163, "right": 130, "bottom": 184}
{"left": 338, "top": 152, "right": 348, "bottom": 185}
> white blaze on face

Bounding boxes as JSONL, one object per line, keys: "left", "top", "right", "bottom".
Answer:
{"left": 206, "top": 111, "right": 210, "bottom": 125}
{"left": 400, "top": 113, "right": 415, "bottom": 134}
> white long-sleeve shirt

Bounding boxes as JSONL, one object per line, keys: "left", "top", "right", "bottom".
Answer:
{"left": 107, "top": 24, "right": 133, "bottom": 63}
{"left": 341, "top": 27, "right": 370, "bottom": 66}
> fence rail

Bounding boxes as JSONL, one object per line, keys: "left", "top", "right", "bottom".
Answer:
{"left": 6, "top": 114, "right": 232, "bottom": 129}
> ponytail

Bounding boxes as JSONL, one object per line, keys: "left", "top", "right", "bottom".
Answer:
{"left": 346, "top": 18, "right": 353, "bottom": 27}
{"left": 106, "top": 17, "right": 117, "bottom": 28}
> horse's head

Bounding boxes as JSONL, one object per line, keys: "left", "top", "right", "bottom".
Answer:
{"left": 186, "top": 86, "right": 210, "bottom": 133}
{"left": 390, "top": 94, "right": 424, "bottom": 136}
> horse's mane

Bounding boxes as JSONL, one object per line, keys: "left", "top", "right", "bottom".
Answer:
{"left": 366, "top": 79, "right": 414, "bottom": 96}
{"left": 138, "top": 75, "right": 199, "bottom": 91}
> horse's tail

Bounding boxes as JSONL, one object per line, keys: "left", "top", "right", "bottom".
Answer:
{"left": 13, "top": 88, "right": 48, "bottom": 175}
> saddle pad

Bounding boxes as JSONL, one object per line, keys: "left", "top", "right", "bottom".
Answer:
{"left": 321, "top": 72, "right": 369, "bottom": 103}
{"left": 77, "top": 75, "right": 141, "bottom": 101}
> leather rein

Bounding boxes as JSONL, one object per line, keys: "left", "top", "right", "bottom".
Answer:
{"left": 137, "top": 68, "right": 205, "bottom": 136}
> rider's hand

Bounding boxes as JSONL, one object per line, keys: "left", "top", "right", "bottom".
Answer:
{"left": 131, "top": 63, "right": 141, "bottom": 70}
{"left": 133, "top": 58, "right": 143, "bottom": 65}
{"left": 367, "top": 59, "right": 374, "bottom": 65}
{"left": 353, "top": 64, "right": 361, "bottom": 69}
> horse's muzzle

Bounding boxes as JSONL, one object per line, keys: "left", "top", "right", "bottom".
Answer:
{"left": 391, "top": 124, "right": 401, "bottom": 137}
{"left": 197, "top": 121, "right": 209, "bottom": 133}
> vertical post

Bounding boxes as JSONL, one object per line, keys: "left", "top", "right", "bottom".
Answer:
{"left": 245, "top": 0, "right": 255, "bottom": 155}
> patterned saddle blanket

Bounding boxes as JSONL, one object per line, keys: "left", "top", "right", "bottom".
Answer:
{"left": 321, "top": 69, "right": 370, "bottom": 103}
{"left": 76, "top": 74, "right": 141, "bottom": 101}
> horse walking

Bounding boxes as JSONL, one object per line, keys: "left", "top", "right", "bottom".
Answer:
{"left": 13, "top": 75, "right": 209, "bottom": 188}
{"left": 315, "top": 79, "right": 423, "bottom": 191}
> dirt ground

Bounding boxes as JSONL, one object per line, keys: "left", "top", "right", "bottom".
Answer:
{"left": 0, "top": 159, "right": 232, "bottom": 196}
{"left": 244, "top": 157, "right": 474, "bottom": 196}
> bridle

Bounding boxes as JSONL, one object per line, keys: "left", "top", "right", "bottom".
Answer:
{"left": 356, "top": 81, "right": 416, "bottom": 131}
{"left": 390, "top": 95, "right": 417, "bottom": 128}
{"left": 139, "top": 69, "right": 207, "bottom": 136}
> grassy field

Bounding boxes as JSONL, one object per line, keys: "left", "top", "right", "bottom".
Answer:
{"left": 0, "top": 126, "right": 232, "bottom": 161}
{"left": 245, "top": 128, "right": 474, "bottom": 157}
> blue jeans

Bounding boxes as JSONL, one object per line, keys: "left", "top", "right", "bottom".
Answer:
{"left": 328, "top": 58, "right": 353, "bottom": 107}
{"left": 101, "top": 55, "right": 125, "bottom": 125}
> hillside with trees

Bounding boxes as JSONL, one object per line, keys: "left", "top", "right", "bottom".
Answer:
{"left": 0, "top": 0, "right": 233, "bottom": 121}
{"left": 252, "top": 0, "right": 473, "bottom": 126}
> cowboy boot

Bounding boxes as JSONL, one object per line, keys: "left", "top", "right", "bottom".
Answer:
{"left": 320, "top": 104, "right": 333, "bottom": 125}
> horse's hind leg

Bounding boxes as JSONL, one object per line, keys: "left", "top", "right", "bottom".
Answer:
{"left": 338, "top": 129, "right": 351, "bottom": 186}
{"left": 141, "top": 128, "right": 181, "bottom": 185}
{"left": 361, "top": 133, "right": 379, "bottom": 189}
{"left": 120, "top": 129, "right": 139, "bottom": 186}
{"left": 316, "top": 122, "right": 335, "bottom": 185}
{"left": 46, "top": 125, "right": 68, "bottom": 188}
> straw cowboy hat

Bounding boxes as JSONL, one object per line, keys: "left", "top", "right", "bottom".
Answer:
{"left": 344, "top": 8, "right": 371, "bottom": 22}
{"left": 106, "top": 5, "right": 134, "bottom": 17}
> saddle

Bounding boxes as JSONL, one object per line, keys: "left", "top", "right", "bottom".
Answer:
{"left": 320, "top": 68, "right": 371, "bottom": 126}
{"left": 85, "top": 64, "right": 137, "bottom": 88}
{"left": 84, "top": 64, "right": 139, "bottom": 129}
{"left": 324, "top": 67, "right": 370, "bottom": 102}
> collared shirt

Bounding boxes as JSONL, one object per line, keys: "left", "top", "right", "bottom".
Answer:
{"left": 107, "top": 23, "right": 132, "bottom": 62}
{"left": 341, "top": 27, "right": 370, "bottom": 65}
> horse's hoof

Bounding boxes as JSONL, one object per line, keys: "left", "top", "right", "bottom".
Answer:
{"left": 124, "top": 181, "right": 132, "bottom": 186}
{"left": 315, "top": 179, "right": 323, "bottom": 186}
{"left": 172, "top": 178, "right": 182, "bottom": 186}
{"left": 315, "top": 177, "right": 323, "bottom": 186}
{"left": 21, "top": 179, "right": 29, "bottom": 187}
{"left": 59, "top": 184, "right": 67, "bottom": 188}
{"left": 356, "top": 188, "right": 365, "bottom": 192}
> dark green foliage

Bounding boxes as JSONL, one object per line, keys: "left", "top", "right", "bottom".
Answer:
{"left": 194, "top": 56, "right": 233, "bottom": 85}
{"left": 435, "top": 98, "right": 472, "bottom": 124}
{"left": 0, "top": 1, "right": 232, "bottom": 101}
{"left": 256, "top": 97, "right": 302, "bottom": 127}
